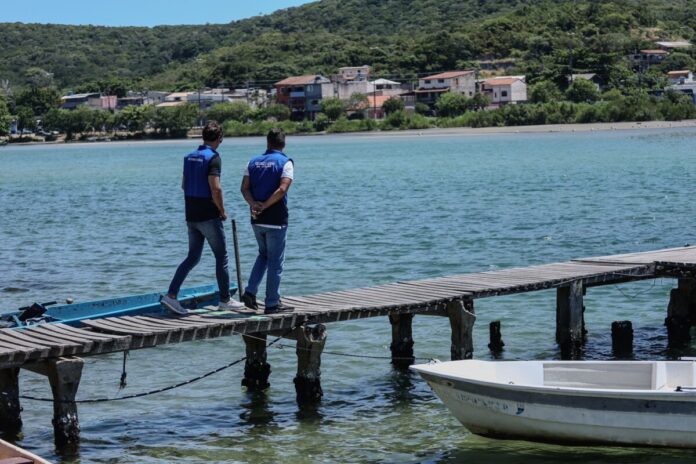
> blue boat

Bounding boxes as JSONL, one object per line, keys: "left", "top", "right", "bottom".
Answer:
{"left": 1, "top": 284, "right": 237, "bottom": 329}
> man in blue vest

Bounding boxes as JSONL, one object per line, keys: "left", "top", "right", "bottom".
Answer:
{"left": 161, "top": 121, "right": 245, "bottom": 315}
{"left": 240, "top": 128, "right": 295, "bottom": 314}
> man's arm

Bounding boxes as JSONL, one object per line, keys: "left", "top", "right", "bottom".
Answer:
{"left": 209, "top": 175, "right": 227, "bottom": 221}
{"left": 259, "top": 177, "right": 292, "bottom": 212}
{"left": 181, "top": 175, "right": 185, "bottom": 191}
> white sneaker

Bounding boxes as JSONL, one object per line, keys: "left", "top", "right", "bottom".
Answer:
{"left": 161, "top": 295, "right": 188, "bottom": 315}
{"left": 218, "top": 299, "right": 245, "bottom": 311}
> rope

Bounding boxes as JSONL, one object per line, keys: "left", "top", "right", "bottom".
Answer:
{"left": 20, "top": 331, "right": 289, "bottom": 404}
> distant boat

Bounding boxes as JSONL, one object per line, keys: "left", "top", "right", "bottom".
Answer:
{"left": 412, "top": 359, "right": 696, "bottom": 448}
{"left": 1, "top": 283, "right": 236, "bottom": 329}
{"left": 0, "top": 438, "right": 52, "bottom": 463}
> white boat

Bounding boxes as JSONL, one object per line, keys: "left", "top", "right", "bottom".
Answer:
{"left": 0, "top": 439, "right": 51, "bottom": 463}
{"left": 411, "top": 359, "right": 696, "bottom": 448}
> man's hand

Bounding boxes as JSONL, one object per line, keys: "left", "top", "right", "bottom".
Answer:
{"left": 219, "top": 209, "right": 228, "bottom": 221}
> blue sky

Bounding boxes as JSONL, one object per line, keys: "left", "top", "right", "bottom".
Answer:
{"left": 2, "top": 0, "right": 315, "bottom": 27}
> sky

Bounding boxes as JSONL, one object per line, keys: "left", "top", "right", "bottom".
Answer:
{"left": 1, "top": 0, "right": 315, "bottom": 27}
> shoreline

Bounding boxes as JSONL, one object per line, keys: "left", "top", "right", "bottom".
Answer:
{"left": 3, "top": 119, "right": 696, "bottom": 147}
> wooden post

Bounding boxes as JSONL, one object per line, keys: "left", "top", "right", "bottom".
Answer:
{"left": 0, "top": 368, "right": 22, "bottom": 438}
{"left": 447, "top": 299, "right": 476, "bottom": 361}
{"left": 44, "top": 358, "right": 83, "bottom": 452}
{"left": 556, "top": 280, "right": 584, "bottom": 359}
{"left": 294, "top": 324, "right": 327, "bottom": 404}
{"left": 241, "top": 333, "right": 270, "bottom": 392}
{"left": 488, "top": 321, "right": 505, "bottom": 355}
{"left": 389, "top": 313, "right": 415, "bottom": 368}
{"left": 665, "top": 278, "right": 696, "bottom": 348}
{"left": 611, "top": 321, "right": 633, "bottom": 358}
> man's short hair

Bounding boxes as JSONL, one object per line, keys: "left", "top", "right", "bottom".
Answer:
{"left": 267, "top": 128, "right": 286, "bottom": 149}
{"left": 203, "top": 121, "right": 222, "bottom": 143}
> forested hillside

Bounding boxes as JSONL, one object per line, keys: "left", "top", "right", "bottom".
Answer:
{"left": 0, "top": 0, "right": 694, "bottom": 92}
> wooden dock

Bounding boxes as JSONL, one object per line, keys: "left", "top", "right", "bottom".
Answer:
{"left": 3, "top": 245, "right": 696, "bottom": 448}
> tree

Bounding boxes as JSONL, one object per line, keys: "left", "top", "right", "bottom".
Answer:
{"left": 382, "top": 97, "right": 405, "bottom": 115}
{"left": 14, "top": 87, "right": 61, "bottom": 116}
{"left": 15, "top": 106, "right": 34, "bottom": 133}
{"left": 320, "top": 97, "right": 344, "bottom": 121}
{"left": 207, "top": 102, "right": 251, "bottom": 123}
{"left": 262, "top": 104, "right": 291, "bottom": 121}
{"left": 529, "top": 81, "right": 562, "bottom": 103}
{"left": 435, "top": 92, "right": 470, "bottom": 117}
{"left": 24, "top": 67, "right": 54, "bottom": 88}
{"left": 0, "top": 96, "right": 12, "bottom": 135}
{"left": 152, "top": 103, "right": 199, "bottom": 137}
{"left": 469, "top": 92, "right": 491, "bottom": 111}
{"left": 565, "top": 79, "right": 600, "bottom": 103}
{"left": 117, "top": 105, "right": 154, "bottom": 132}
{"left": 415, "top": 102, "right": 430, "bottom": 115}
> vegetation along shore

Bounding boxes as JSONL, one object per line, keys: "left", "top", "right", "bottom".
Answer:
{"left": 1, "top": 0, "right": 695, "bottom": 143}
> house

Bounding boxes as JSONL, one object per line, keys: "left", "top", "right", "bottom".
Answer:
{"left": 337, "top": 66, "right": 370, "bottom": 82}
{"left": 667, "top": 70, "right": 693, "bottom": 85}
{"left": 656, "top": 41, "right": 693, "bottom": 51}
{"left": 365, "top": 95, "right": 393, "bottom": 119}
{"left": 415, "top": 71, "right": 476, "bottom": 106}
{"left": 370, "top": 78, "right": 404, "bottom": 97}
{"left": 631, "top": 49, "right": 669, "bottom": 69}
{"left": 275, "top": 75, "right": 331, "bottom": 119}
{"left": 570, "top": 73, "right": 605, "bottom": 92}
{"left": 61, "top": 93, "right": 115, "bottom": 110}
{"left": 158, "top": 92, "right": 194, "bottom": 107}
{"left": 480, "top": 76, "right": 527, "bottom": 106}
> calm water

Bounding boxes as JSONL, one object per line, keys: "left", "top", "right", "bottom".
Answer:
{"left": 2, "top": 129, "right": 696, "bottom": 463}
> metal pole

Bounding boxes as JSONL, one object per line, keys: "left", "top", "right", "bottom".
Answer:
{"left": 231, "top": 219, "right": 244, "bottom": 299}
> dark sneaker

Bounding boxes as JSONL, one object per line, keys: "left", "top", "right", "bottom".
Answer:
{"left": 264, "top": 301, "right": 295, "bottom": 315}
{"left": 241, "top": 292, "right": 258, "bottom": 310}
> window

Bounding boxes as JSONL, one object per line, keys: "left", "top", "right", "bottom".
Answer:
{"left": 502, "top": 91, "right": 508, "bottom": 97}
{"left": 425, "top": 80, "right": 431, "bottom": 84}
{"left": 438, "top": 79, "right": 445, "bottom": 83}
{"left": 469, "top": 92, "right": 472, "bottom": 96}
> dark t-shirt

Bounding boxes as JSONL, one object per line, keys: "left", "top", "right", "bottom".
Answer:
{"left": 185, "top": 154, "right": 221, "bottom": 222}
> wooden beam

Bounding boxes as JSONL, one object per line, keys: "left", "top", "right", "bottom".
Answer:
{"left": 294, "top": 324, "right": 327, "bottom": 404}
{"left": 45, "top": 357, "right": 83, "bottom": 452}
{"left": 447, "top": 299, "right": 475, "bottom": 361}
{"left": 241, "top": 333, "right": 270, "bottom": 392}
{"left": 556, "top": 281, "right": 584, "bottom": 359}
{"left": 666, "top": 278, "right": 696, "bottom": 348}
{"left": 389, "top": 313, "right": 414, "bottom": 368}
{"left": 0, "top": 368, "right": 22, "bottom": 438}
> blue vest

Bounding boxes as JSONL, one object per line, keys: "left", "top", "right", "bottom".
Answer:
{"left": 183, "top": 145, "right": 217, "bottom": 198}
{"left": 248, "top": 150, "right": 292, "bottom": 226}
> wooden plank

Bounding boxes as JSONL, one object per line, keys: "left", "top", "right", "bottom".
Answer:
{"left": 82, "top": 318, "right": 155, "bottom": 336}
{"left": 10, "top": 328, "right": 90, "bottom": 352}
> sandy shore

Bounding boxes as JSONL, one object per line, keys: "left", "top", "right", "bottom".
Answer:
{"left": 3, "top": 119, "right": 696, "bottom": 147}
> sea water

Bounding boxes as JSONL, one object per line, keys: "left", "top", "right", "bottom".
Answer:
{"left": 2, "top": 128, "right": 696, "bottom": 463}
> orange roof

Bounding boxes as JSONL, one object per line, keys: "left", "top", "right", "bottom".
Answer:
{"left": 482, "top": 78, "right": 521, "bottom": 86}
{"left": 640, "top": 49, "right": 669, "bottom": 54}
{"left": 668, "top": 70, "right": 691, "bottom": 76}
{"left": 422, "top": 71, "right": 474, "bottom": 80}
{"left": 367, "top": 95, "right": 393, "bottom": 108}
{"left": 275, "top": 75, "right": 326, "bottom": 86}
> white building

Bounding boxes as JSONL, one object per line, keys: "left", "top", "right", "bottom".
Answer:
{"left": 416, "top": 71, "right": 476, "bottom": 105}
{"left": 667, "top": 70, "right": 694, "bottom": 85}
{"left": 337, "top": 65, "right": 370, "bottom": 82}
{"left": 480, "top": 76, "right": 527, "bottom": 106}
{"left": 370, "top": 78, "right": 403, "bottom": 97}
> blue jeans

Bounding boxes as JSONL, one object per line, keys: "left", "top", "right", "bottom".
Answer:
{"left": 245, "top": 225, "right": 287, "bottom": 307}
{"left": 169, "top": 218, "right": 230, "bottom": 301}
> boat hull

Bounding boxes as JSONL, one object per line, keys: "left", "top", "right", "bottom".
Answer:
{"left": 415, "top": 361, "right": 696, "bottom": 448}
{"left": 0, "top": 438, "right": 51, "bottom": 463}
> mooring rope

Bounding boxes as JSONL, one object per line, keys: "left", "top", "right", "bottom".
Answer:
{"left": 18, "top": 325, "right": 429, "bottom": 404}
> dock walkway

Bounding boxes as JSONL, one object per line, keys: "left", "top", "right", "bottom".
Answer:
{"left": 4, "top": 245, "right": 696, "bottom": 447}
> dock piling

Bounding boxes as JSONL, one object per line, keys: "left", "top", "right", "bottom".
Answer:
{"left": 389, "top": 313, "right": 415, "bottom": 368}
{"left": 294, "top": 324, "right": 327, "bottom": 404}
{"left": 666, "top": 278, "right": 696, "bottom": 348}
{"left": 242, "top": 333, "right": 271, "bottom": 392}
{"left": 0, "top": 368, "right": 22, "bottom": 439}
{"left": 611, "top": 321, "right": 633, "bottom": 357}
{"left": 488, "top": 321, "right": 505, "bottom": 355}
{"left": 447, "top": 299, "right": 476, "bottom": 360}
{"left": 556, "top": 281, "right": 584, "bottom": 359}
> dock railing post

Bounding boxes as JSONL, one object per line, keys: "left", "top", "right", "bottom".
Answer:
{"left": 556, "top": 280, "right": 584, "bottom": 359}
{"left": 242, "top": 333, "right": 271, "bottom": 392}
{"left": 447, "top": 299, "right": 476, "bottom": 361}
{"left": 389, "top": 313, "right": 415, "bottom": 368}
{"left": 0, "top": 368, "right": 22, "bottom": 439}
{"left": 294, "top": 324, "right": 327, "bottom": 404}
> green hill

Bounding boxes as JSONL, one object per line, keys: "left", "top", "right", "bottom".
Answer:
{"left": 0, "top": 0, "right": 694, "bottom": 92}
